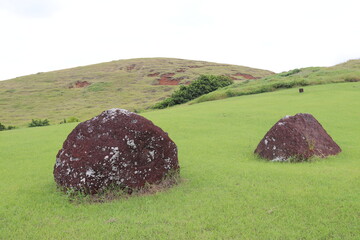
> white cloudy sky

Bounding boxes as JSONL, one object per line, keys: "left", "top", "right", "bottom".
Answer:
{"left": 0, "top": 0, "right": 359, "bottom": 80}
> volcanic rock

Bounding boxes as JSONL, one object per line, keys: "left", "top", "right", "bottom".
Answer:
{"left": 254, "top": 113, "right": 341, "bottom": 161}
{"left": 54, "top": 108, "right": 179, "bottom": 194}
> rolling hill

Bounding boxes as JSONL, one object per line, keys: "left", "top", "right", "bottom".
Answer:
{"left": 0, "top": 58, "right": 273, "bottom": 127}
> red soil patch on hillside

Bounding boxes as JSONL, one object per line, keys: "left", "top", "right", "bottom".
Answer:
{"left": 156, "top": 73, "right": 189, "bottom": 85}
{"left": 158, "top": 73, "right": 178, "bottom": 85}
{"left": 69, "top": 81, "right": 91, "bottom": 88}
{"left": 233, "top": 73, "right": 257, "bottom": 79}
{"left": 148, "top": 72, "right": 160, "bottom": 77}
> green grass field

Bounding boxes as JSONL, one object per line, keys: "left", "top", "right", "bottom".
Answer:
{"left": 1, "top": 82, "right": 359, "bottom": 239}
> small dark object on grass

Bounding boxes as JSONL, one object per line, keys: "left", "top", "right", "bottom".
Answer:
{"left": 299, "top": 88, "right": 304, "bottom": 93}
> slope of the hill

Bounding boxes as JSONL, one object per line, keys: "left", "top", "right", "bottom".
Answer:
{"left": 193, "top": 59, "right": 360, "bottom": 104}
{"left": 0, "top": 58, "right": 273, "bottom": 127}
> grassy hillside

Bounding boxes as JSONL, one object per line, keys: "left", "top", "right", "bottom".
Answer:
{"left": 1, "top": 82, "right": 359, "bottom": 239}
{"left": 193, "top": 59, "right": 360, "bottom": 104}
{"left": 0, "top": 58, "right": 273, "bottom": 127}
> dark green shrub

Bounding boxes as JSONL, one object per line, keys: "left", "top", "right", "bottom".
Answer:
{"left": 279, "top": 68, "right": 301, "bottom": 77}
{"left": 0, "top": 123, "right": 16, "bottom": 131}
{"left": 153, "top": 75, "right": 233, "bottom": 109}
{"left": 153, "top": 98, "right": 176, "bottom": 109}
{"left": 28, "top": 119, "right": 50, "bottom": 127}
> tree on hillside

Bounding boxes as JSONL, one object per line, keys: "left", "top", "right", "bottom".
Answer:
{"left": 153, "top": 75, "right": 233, "bottom": 109}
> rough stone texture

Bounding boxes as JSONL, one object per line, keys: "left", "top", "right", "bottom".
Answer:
{"left": 254, "top": 113, "right": 341, "bottom": 161}
{"left": 54, "top": 108, "right": 179, "bottom": 194}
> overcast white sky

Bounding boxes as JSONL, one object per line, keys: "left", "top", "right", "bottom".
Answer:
{"left": 1, "top": 0, "right": 359, "bottom": 80}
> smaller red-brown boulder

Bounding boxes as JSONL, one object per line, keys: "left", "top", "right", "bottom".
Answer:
{"left": 254, "top": 113, "right": 341, "bottom": 161}
{"left": 54, "top": 108, "right": 179, "bottom": 194}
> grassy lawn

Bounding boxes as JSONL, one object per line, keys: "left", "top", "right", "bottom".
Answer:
{"left": 0, "top": 82, "right": 359, "bottom": 239}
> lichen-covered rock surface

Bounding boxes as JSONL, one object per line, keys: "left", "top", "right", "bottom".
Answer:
{"left": 54, "top": 108, "right": 179, "bottom": 194}
{"left": 254, "top": 113, "right": 341, "bottom": 161}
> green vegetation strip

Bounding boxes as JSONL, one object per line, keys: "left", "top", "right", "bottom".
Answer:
{"left": 0, "top": 82, "right": 359, "bottom": 239}
{"left": 193, "top": 62, "right": 360, "bottom": 104}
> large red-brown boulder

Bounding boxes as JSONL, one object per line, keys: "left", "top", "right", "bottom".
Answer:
{"left": 254, "top": 113, "right": 341, "bottom": 161}
{"left": 54, "top": 108, "right": 179, "bottom": 194}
